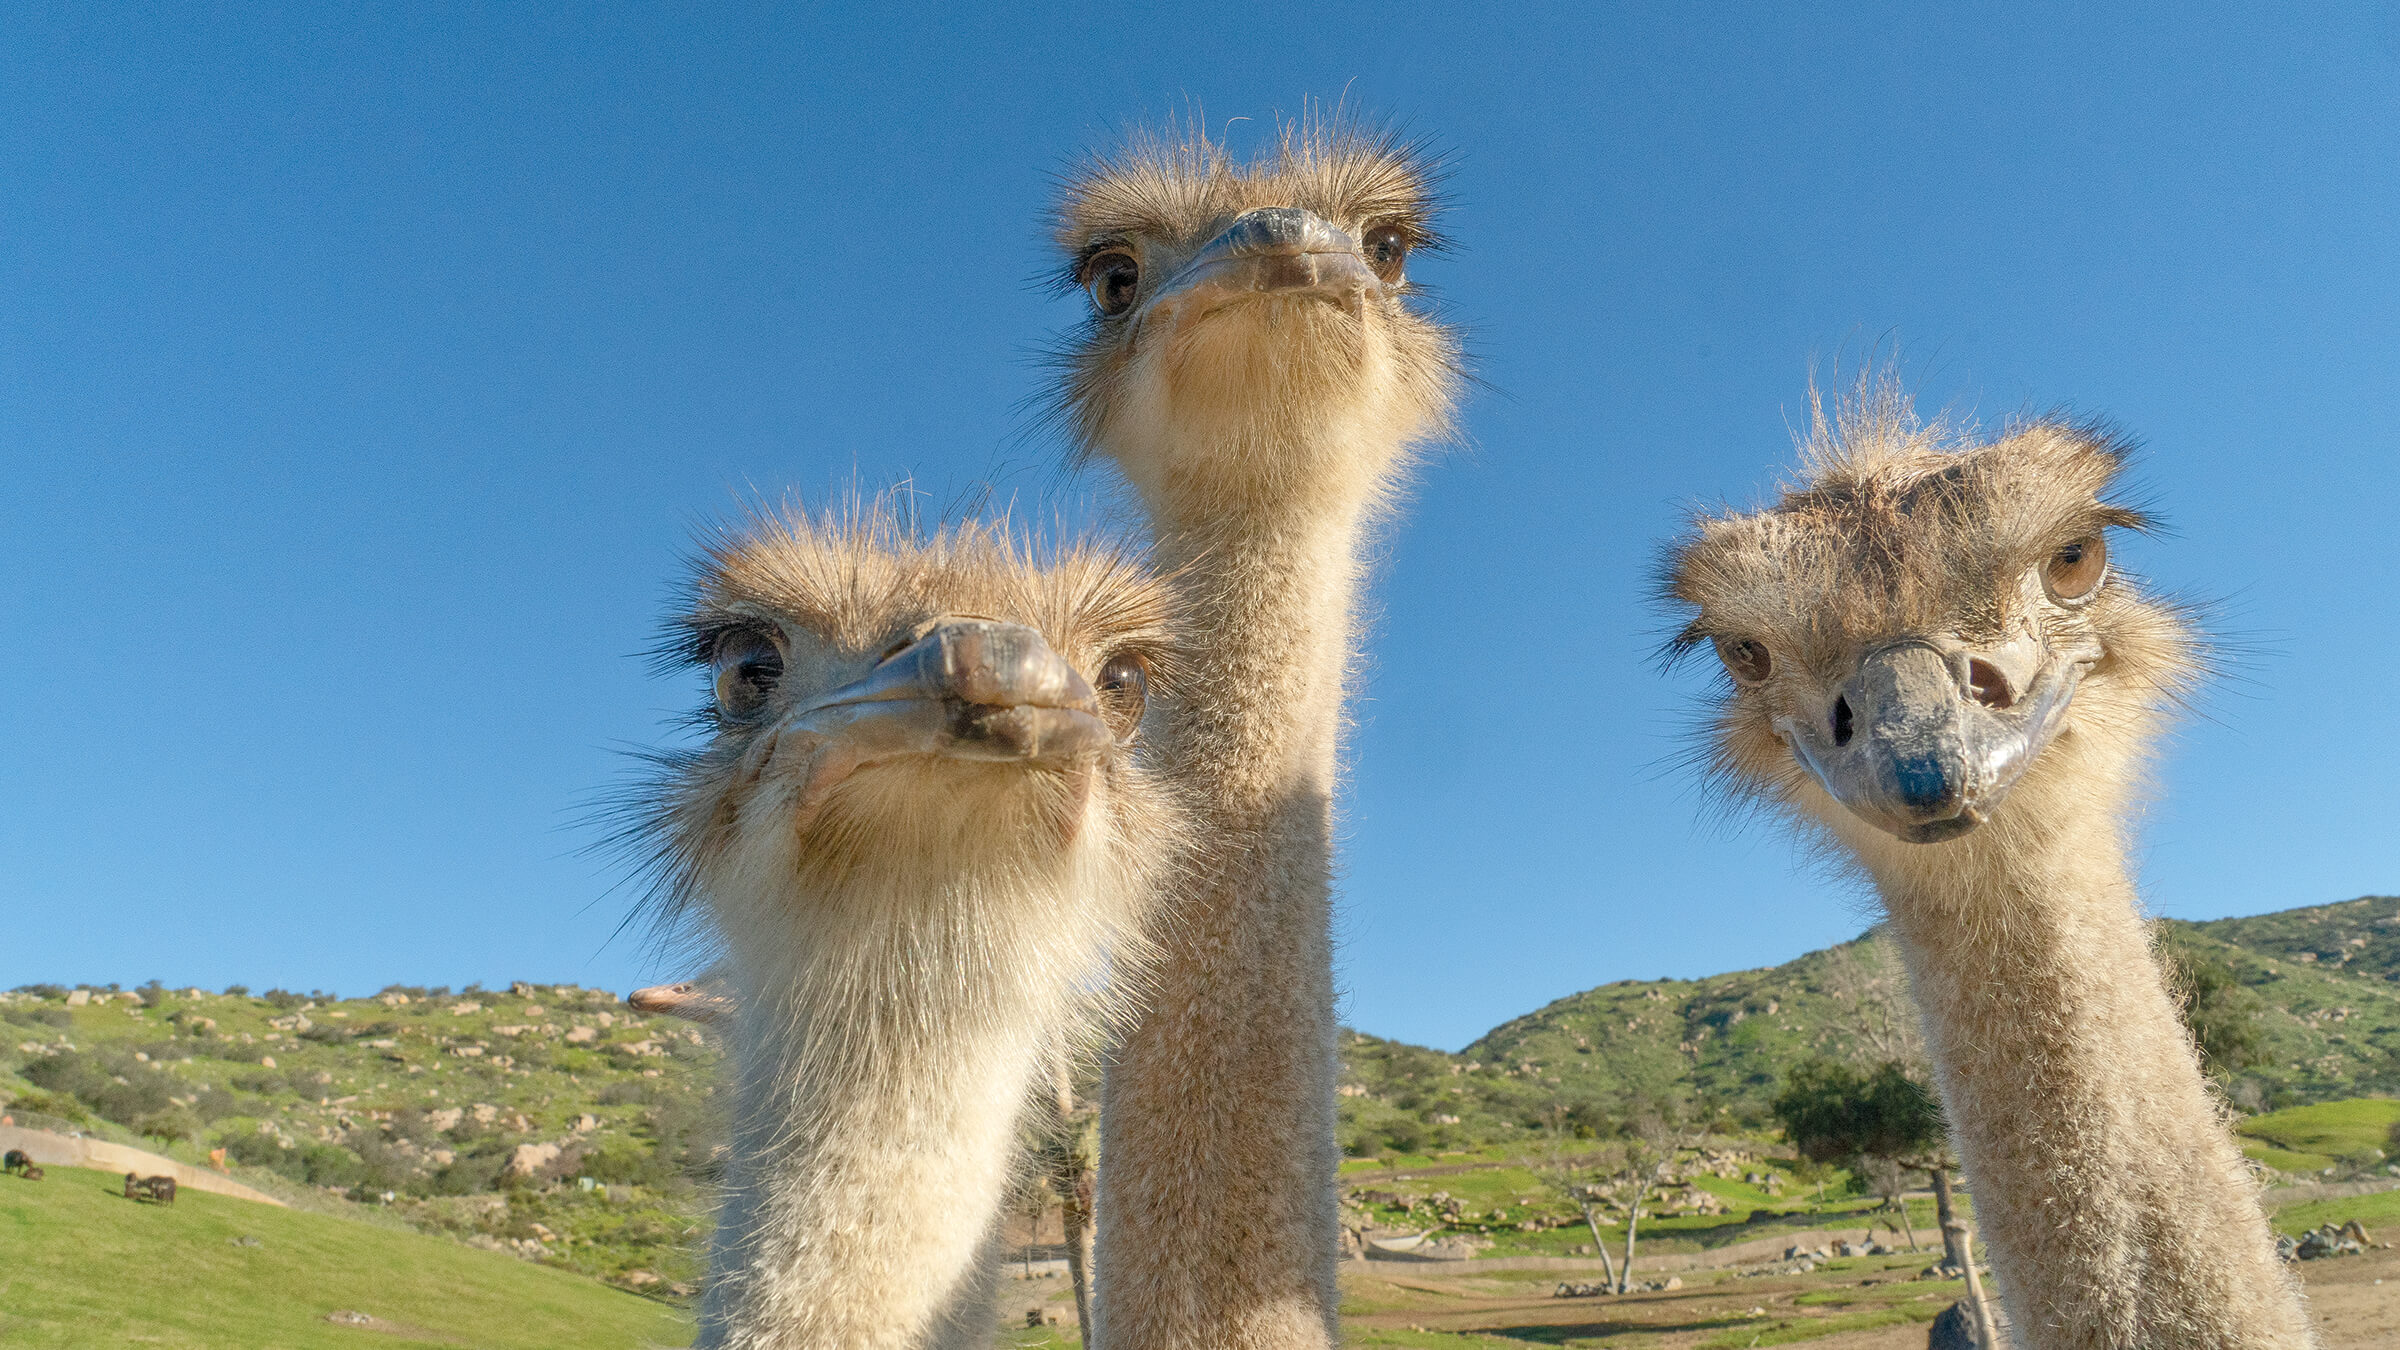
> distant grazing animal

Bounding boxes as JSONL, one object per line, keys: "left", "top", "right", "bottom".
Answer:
{"left": 4, "top": 1149, "right": 40, "bottom": 1180}
{"left": 1049, "top": 115, "right": 1462, "bottom": 1349}
{"left": 1663, "top": 380, "right": 2311, "bottom": 1348}
{"left": 626, "top": 503, "right": 1186, "bottom": 1350}
{"left": 124, "top": 1172, "right": 177, "bottom": 1204}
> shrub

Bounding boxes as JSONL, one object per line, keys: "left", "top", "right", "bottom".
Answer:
{"left": 11, "top": 984, "right": 66, "bottom": 1000}
{"left": 3, "top": 1088, "right": 91, "bottom": 1125}
{"left": 191, "top": 1084, "right": 244, "bottom": 1123}
{"left": 20, "top": 1049, "right": 175, "bottom": 1130}
{"left": 133, "top": 1105, "right": 203, "bottom": 1147}
{"left": 222, "top": 984, "right": 250, "bottom": 997}
{"left": 260, "top": 989, "right": 308, "bottom": 1010}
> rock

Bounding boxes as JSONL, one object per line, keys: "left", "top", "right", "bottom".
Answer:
{"left": 501, "top": 1141, "right": 562, "bottom": 1181}
{"left": 1927, "top": 1300, "right": 1978, "bottom": 1349}
{"left": 575, "top": 1113, "right": 599, "bottom": 1133}
{"left": 427, "top": 1107, "right": 464, "bottom": 1132}
{"left": 1662, "top": 1276, "right": 1682, "bottom": 1291}
{"left": 65, "top": 990, "right": 89, "bottom": 1006}
{"left": 565, "top": 1025, "right": 598, "bottom": 1044}
{"left": 259, "top": 1055, "right": 276, "bottom": 1068}
{"left": 622, "top": 1269, "right": 661, "bottom": 1287}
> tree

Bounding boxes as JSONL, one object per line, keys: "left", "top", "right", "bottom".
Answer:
{"left": 1531, "top": 1105, "right": 1618, "bottom": 1292}
{"left": 1549, "top": 1095, "right": 1705, "bottom": 1294}
{"left": 2158, "top": 934, "right": 2267, "bottom": 1081}
{"left": 1035, "top": 1051, "right": 1098, "bottom": 1338}
{"left": 1774, "top": 1059, "right": 1997, "bottom": 1347}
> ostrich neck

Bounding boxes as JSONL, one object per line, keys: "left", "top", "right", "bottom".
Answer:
{"left": 698, "top": 874, "right": 1106, "bottom": 1350}
{"left": 1148, "top": 502, "right": 1366, "bottom": 797}
{"left": 1095, "top": 437, "right": 1391, "bottom": 1350}
{"left": 1862, "top": 813, "right": 2313, "bottom": 1349}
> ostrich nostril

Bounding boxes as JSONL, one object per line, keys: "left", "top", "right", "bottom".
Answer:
{"left": 1967, "top": 659, "right": 2014, "bottom": 710}
{"left": 1832, "top": 696, "right": 1854, "bottom": 747}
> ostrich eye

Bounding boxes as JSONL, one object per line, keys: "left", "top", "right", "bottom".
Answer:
{"left": 1362, "top": 224, "right": 1409, "bottom": 282}
{"left": 1095, "top": 650, "right": 1150, "bottom": 740}
{"left": 711, "top": 630, "right": 784, "bottom": 720}
{"left": 2043, "top": 536, "right": 2108, "bottom": 605}
{"left": 1715, "top": 638, "right": 1773, "bottom": 686}
{"left": 1083, "top": 251, "right": 1140, "bottom": 317}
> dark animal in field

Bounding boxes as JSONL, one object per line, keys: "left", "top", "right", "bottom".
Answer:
{"left": 123, "top": 1171, "right": 177, "bottom": 1204}
{"left": 4, "top": 1150, "right": 41, "bottom": 1180}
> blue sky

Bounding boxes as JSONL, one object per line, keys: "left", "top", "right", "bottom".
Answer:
{"left": 3, "top": 4, "right": 2394, "bottom": 1051}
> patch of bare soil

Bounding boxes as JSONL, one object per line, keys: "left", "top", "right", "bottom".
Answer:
{"left": 1338, "top": 1243, "right": 2400, "bottom": 1347}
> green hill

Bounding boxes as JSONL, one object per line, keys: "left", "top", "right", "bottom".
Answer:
{"left": 1334, "top": 899, "right": 2400, "bottom": 1156}
{"left": 0, "top": 1165, "right": 690, "bottom": 1349}
{"left": 0, "top": 980, "right": 721, "bottom": 1292}
{"left": 2185, "top": 895, "right": 2400, "bottom": 982}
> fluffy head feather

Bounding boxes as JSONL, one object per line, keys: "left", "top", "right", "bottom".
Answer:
{"left": 1661, "top": 378, "right": 2200, "bottom": 870}
{"left": 1049, "top": 114, "right": 1462, "bottom": 515}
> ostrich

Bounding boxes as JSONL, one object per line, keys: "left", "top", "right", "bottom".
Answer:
{"left": 1662, "top": 384, "right": 2312, "bottom": 1348}
{"left": 1049, "top": 118, "right": 1462, "bottom": 1347}
{"left": 631, "top": 504, "right": 1185, "bottom": 1350}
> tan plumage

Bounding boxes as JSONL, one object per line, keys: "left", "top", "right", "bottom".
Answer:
{"left": 1049, "top": 114, "right": 1462, "bottom": 1349}
{"left": 1663, "top": 380, "right": 2311, "bottom": 1349}
{"left": 628, "top": 500, "right": 1186, "bottom": 1350}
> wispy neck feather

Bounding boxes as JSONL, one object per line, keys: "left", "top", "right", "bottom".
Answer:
{"left": 694, "top": 823, "right": 1154, "bottom": 1350}
{"left": 1828, "top": 744, "right": 2312, "bottom": 1348}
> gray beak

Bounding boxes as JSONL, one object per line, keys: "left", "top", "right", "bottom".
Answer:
{"left": 1774, "top": 639, "right": 2093, "bottom": 843}
{"left": 627, "top": 982, "right": 734, "bottom": 1025}
{"left": 1137, "top": 206, "right": 1378, "bottom": 326}
{"left": 786, "top": 620, "right": 1109, "bottom": 767}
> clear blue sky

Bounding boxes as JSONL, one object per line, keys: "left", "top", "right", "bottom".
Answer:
{"left": 4, "top": 4, "right": 2394, "bottom": 1051}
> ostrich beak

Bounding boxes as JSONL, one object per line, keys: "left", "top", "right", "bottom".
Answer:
{"left": 628, "top": 981, "right": 734, "bottom": 1025}
{"left": 1137, "top": 206, "right": 1379, "bottom": 330}
{"left": 1773, "top": 637, "right": 2098, "bottom": 843}
{"left": 785, "top": 619, "right": 1110, "bottom": 768}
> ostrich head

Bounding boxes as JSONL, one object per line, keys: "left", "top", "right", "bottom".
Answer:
{"left": 1051, "top": 118, "right": 1462, "bottom": 512}
{"left": 1664, "top": 385, "right": 2198, "bottom": 856}
{"left": 639, "top": 506, "right": 1181, "bottom": 973}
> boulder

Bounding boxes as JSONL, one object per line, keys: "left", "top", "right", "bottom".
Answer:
{"left": 1926, "top": 1300, "right": 1978, "bottom": 1349}
{"left": 501, "top": 1141, "right": 562, "bottom": 1181}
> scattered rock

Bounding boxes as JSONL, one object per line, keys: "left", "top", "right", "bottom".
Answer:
{"left": 565, "top": 1026, "right": 598, "bottom": 1044}
{"left": 621, "top": 1269, "right": 661, "bottom": 1287}
{"left": 2289, "top": 1223, "right": 2367, "bottom": 1261}
{"left": 230, "top": 1235, "right": 262, "bottom": 1248}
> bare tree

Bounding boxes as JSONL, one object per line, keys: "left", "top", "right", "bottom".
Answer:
{"left": 1531, "top": 1106, "right": 1618, "bottom": 1291}
{"left": 1039, "top": 1052, "right": 1098, "bottom": 1338}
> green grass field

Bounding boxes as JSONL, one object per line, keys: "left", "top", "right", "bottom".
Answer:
{"left": 2236, "top": 1098, "right": 2400, "bottom": 1161}
{"left": 0, "top": 1167, "right": 692, "bottom": 1349}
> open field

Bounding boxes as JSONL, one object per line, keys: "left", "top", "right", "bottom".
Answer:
{"left": 0, "top": 1165, "right": 691, "bottom": 1349}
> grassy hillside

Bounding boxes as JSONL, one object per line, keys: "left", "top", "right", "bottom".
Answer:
{"left": 1332, "top": 907, "right": 2400, "bottom": 1158}
{"left": 0, "top": 980, "right": 720, "bottom": 1292}
{"left": 0, "top": 1165, "right": 690, "bottom": 1349}
{"left": 2186, "top": 896, "right": 2400, "bottom": 983}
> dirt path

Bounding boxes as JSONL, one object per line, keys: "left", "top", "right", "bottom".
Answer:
{"left": 1338, "top": 1242, "right": 2400, "bottom": 1347}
